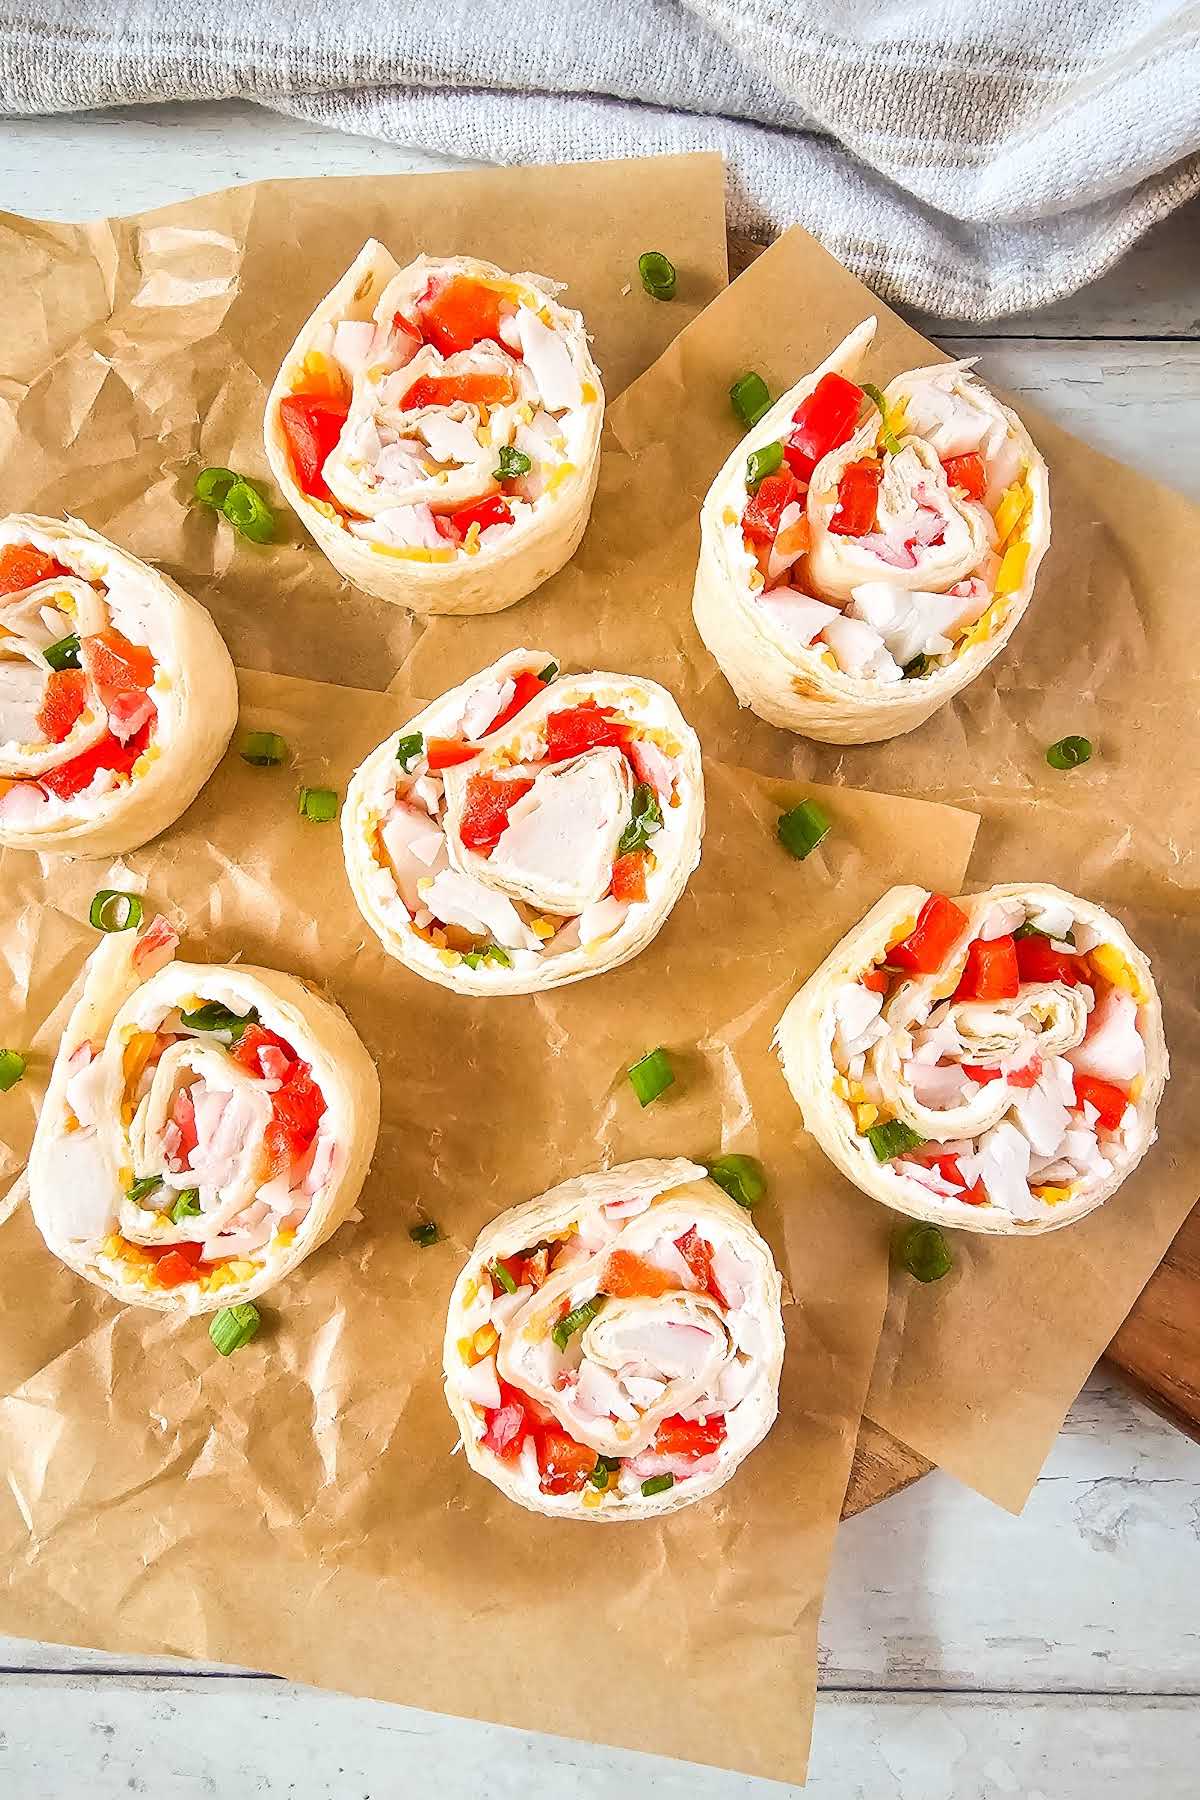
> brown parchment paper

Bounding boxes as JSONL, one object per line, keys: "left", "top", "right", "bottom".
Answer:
{"left": 0, "top": 669, "right": 980, "bottom": 1783}
{"left": 392, "top": 226, "right": 1200, "bottom": 1513}
{"left": 0, "top": 153, "right": 727, "bottom": 690}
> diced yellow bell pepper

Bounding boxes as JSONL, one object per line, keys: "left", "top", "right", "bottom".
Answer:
{"left": 992, "top": 483, "right": 1026, "bottom": 545}
{"left": 995, "top": 540, "right": 1030, "bottom": 596}
{"left": 1032, "top": 1185, "right": 1075, "bottom": 1205}
{"left": 1089, "top": 942, "right": 1148, "bottom": 1002}
{"left": 473, "top": 1324, "right": 499, "bottom": 1359}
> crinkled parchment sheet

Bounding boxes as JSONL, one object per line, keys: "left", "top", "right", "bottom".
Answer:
{"left": 391, "top": 225, "right": 1200, "bottom": 1514}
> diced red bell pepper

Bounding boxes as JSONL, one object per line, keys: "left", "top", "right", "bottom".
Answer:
{"left": 887, "top": 894, "right": 969, "bottom": 974}
{"left": 416, "top": 277, "right": 509, "bottom": 357}
{"left": 278, "top": 393, "right": 350, "bottom": 500}
{"left": 0, "top": 543, "right": 70, "bottom": 596}
{"left": 459, "top": 771, "right": 535, "bottom": 854}
{"left": 231, "top": 1023, "right": 299, "bottom": 1081}
{"left": 1007, "top": 1054, "right": 1042, "bottom": 1090}
{"left": 610, "top": 850, "right": 648, "bottom": 903}
{"left": 652, "top": 1414, "right": 728, "bottom": 1459}
{"left": 426, "top": 737, "right": 479, "bottom": 771}
{"left": 170, "top": 1086, "right": 199, "bottom": 1166}
{"left": 536, "top": 1427, "right": 597, "bottom": 1496}
{"left": 862, "top": 967, "right": 890, "bottom": 994}
{"left": 401, "top": 373, "right": 515, "bottom": 413}
{"left": 271, "top": 1065, "right": 326, "bottom": 1151}
{"left": 448, "top": 494, "right": 514, "bottom": 537}
{"left": 828, "top": 458, "right": 882, "bottom": 537}
{"left": 674, "top": 1226, "right": 727, "bottom": 1307}
{"left": 1015, "top": 937, "right": 1082, "bottom": 986}
{"left": 962, "top": 1179, "right": 988, "bottom": 1205}
{"left": 38, "top": 718, "right": 152, "bottom": 801}
{"left": 962, "top": 1064, "right": 1002, "bottom": 1084}
{"left": 742, "top": 470, "right": 804, "bottom": 548}
{"left": 481, "top": 1394, "right": 529, "bottom": 1461}
{"left": 153, "top": 1246, "right": 207, "bottom": 1289}
{"left": 488, "top": 1254, "right": 527, "bottom": 1298}
{"left": 544, "top": 701, "right": 632, "bottom": 763}
{"left": 941, "top": 452, "right": 987, "bottom": 500}
{"left": 522, "top": 1247, "right": 550, "bottom": 1288}
{"left": 36, "top": 669, "right": 87, "bottom": 744}
{"left": 783, "top": 373, "right": 864, "bottom": 481}
{"left": 601, "top": 1249, "right": 676, "bottom": 1299}
{"left": 82, "top": 626, "right": 156, "bottom": 698}
{"left": 486, "top": 669, "right": 546, "bottom": 736}
{"left": 954, "top": 934, "right": 1020, "bottom": 1002}
{"left": 1072, "top": 1073, "right": 1129, "bottom": 1132}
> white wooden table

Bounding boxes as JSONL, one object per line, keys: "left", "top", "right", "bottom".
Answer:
{"left": 3, "top": 101, "right": 1199, "bottom": 1800}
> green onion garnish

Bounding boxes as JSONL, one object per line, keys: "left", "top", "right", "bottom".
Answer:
{"left": 1014, "top": 921, "right": 1076, "bottom": 944}
{"left": 240, "top": 730, "right": 288, "bottom": 767}
{"left": 706, "top": 1154, "right": 767, "bottom": 1209}
{"left": 298, "top": 785, "right": 338, "bottom": 822}
{"left": 195, "top": 467, "right": 240, "bottom": 510}
{"left": 591, "top": 1455, "right": 620, "bottom": 1490}
{"left": 745, "top": 440, "right": 784, "bottom": 491}
{"left": 486, "top": 944, "right": 512, "bottom": 968}
{"left": 1046, "top": 735, "right": 1092, "bottom": 770}
{"left": 221, "top": 480, "right": 275, "bottom": 544}
{"left": 551, "top": 1295, "right": 602, "bottom": 1352}
{"left": 641, "top": 1473, "right": 674, "bottom": 1497}
{"left": 395, "top": 732, "right": 424, "bottom": 771}
{"left": 637, "top": 250, "right": 677, "bottom": 300}
{"left": 0, "top": 1049, "right": 27, "bottom": 1092}
{"left": 867, "top": 1119, "right": 926, "bottom": 1162}
{"left": 777, "top": 800, "right": 831, "bottom": 861}
{"left": 537, "top": 662, "right": 559, "bottom": 683}
{"left": 43, "top": 633, "right": 81, "bottom": 672}
{"left": 126, "top": 1174, "right": 163, "bottom": 1204}
{"left": 88, "top": 889, "right": 144, "bottom": 933}
{"left": 490, "top": 1258, "right": 518, "bottom": 1295}
{"left": 628, "top": 1046, "right": 674, "bottom": 1107}
{"left": 618, "top": 782, "right": 663, "bottom": 856}
{"left": 897, "top": 1222, "right": 953, "bottom": 1284}
{"left": 170, "top": 1189, "right": 202, "bottom": 1223}
{"left": 902, "top": 654, "right": 930, "bottom": 681}
{"left": 210, "top": 1303, "right": 262, "bottom": 1356}
{"left": 729, "top": 372, "right": 772, "bottom": 428}
{"left": 493, "top": 445, "right": 532, "bottom": 481}
{"left": 178, "top": 1000, "right": 259, "bottom": 1041}
{"left": 862, "top": 382, "right": 902, "bottom": 455}
{"left": 410, "top": 1221, "right": 440, "bottom": 1248}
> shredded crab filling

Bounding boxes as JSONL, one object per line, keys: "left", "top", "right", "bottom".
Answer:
{"left": 0, "top": 539, "right": 163, "bottom": 829}
{"left": 451, "top": 1190, "right": 767, "bottom": 1504}
{"left": 276, "top": 266, "right": 598, "bottom": 560}
{"left": 729, "top": 360, "right": 1036, "bottom": 684}
{"left": 831, "top": 893, "right": 1150, "bottom": 1219}
{"left": 366, "top": 664, "right": 685, "bottom": 972}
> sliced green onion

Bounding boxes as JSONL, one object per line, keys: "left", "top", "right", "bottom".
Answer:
{"left": 537, "top": 662, "right": 559, "bottom": 684}
{"left": 395, "top": 731, "right": 424, "bottom": 771}
{"left": 210, "top": 1302, "right": 262, "bottom": 1356}
{"left": 641, "top": 1473, "right": 675, "bottom": 1497}
{"left": 240, "top": 730, "right": 288, "bottom": 767}
{"left": 618, "top": 782, "right": 663, "bottom": 856}
{"left": 1046, "top": 735, "right": 1092, "bottom": 770}
{"left": 490, "top": 1258, "right": 518, "bottom": 1295}
{"left": 637, "top": 250, "right": 677, "bottom": 300}
{"left": 902, "top": 654, "right": 930, "bottom": 681}
{"left": 126, "top": 1174, "right": 163, "bottom": 1204}
{"left": 170, "top": 1189, "right": 201, "bottom": 1222}
{"left": 591, "top": 1455, "right": 620, "bottom": 1490}
{"left": 745, "top": 440, "right": 784, "bottom": 491}
{"left": 551, "top": 1295, "right": 602, "bottom": 1352}
{"left": 777, "top": 800, "right": 831, "bottom": 861}
{"left": 628, "top": 1046, "right": 674, "bottom": 1107}
{"left": 298, "top": 785, "right": 338, "bottom": 822}
{"left": 1014, "top": 921, "right": 1076, "bottom": 945}
{"left": 195, "top": 467, "right": 240, "bottom": 510}
{"left": 897, "top": 1222, "right": 953, "bottom": 1284}
{"left": 178, "top": 1000, "right": 259, "bottom": 1042}
{"left": 867, "top": 1119, "right": 927, "bottom": 1162}
{"left": 410, "top": 1221, "right": 440, "bottom": 1248}
{"left": 486, "top": 944, "right": 512, "bottom": 968}
{"left": 706, "top": 1154, "right": 767, "bottom": 1209}
{"left": 862, "top": 382, "right": 902, "bottom": 455}
{"left": 88, "top": 889, "right": 144, "bottom": 933}
{"left": 222, "top": 480, "right": 275, "bottom": 544}
{"left": 730, "top": 372, "right": 772, "bottom": 428}
{"left": 43, "top": 633, "right": 81, "bottom": 672}
{"left": 493, "top": 445, "right": 532, "bottom": 482}
{"left": 0, "top": 1050, "right": 26, "bottom": 1093}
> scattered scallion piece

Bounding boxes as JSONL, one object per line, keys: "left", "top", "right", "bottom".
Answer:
{"left": 0, "top": 1049, "right": 27, "bottom": 1092}
{"left": 902, "top": 654, "right": 930, "bottom": 681}
{"left": 537, "top": 662, "right": 559, "bottom": 683}
{"left": 552, "top": 1295, "right": 603, "bottom": 1352}
{"left": 706, "top": 1154, "right": 767, "bottom": 1209}
{"left": 867, "top": 1119, "right": 926, "bottom": 1162}
{"left": 493, "top": 445, "right": 532, "bottom": 481}
{"left": 195, "top": 467, "right": 240, "bottom": 510}
{"left": 618, "top": 782, "right": 663, "bottom": 856}
{"left": 240, "top": 730, "right": 288, "bottom": 767}
{"left": 222, "top": 480, "right": 275, "bottom": 544}
{"left": 126, "top": 1174, "right": 163, "bottom": 1204}
{"left": 395, "top": 731, "right": 424, "bottom": 771}
{"left": 210, "top": 1302, "right": 262, "bottom": 1356}
{"left": 729, "top": 371, "right": 772, "bottom": 427}
{"left": 490, "top": 1258, "right": 518, "bottom": 1295}
{"left": 43, "top": 633, "right": 81, "bottom": 672}
{"left": 777, "top": 799, "right": 831, "bottom": 861}
{"left": 178, "top": 1000, "right": 259, "bottom": 1041}
{"left": 862, "top": 382, "right": 902, "bottom": 455}
{"left": 637, "top": 250, "right": 677, "bottom": 301}
{"left": 298, "top": 784, "right": 338, "bottom": 822}
{"left": 410, "top": 1221, "right": 440, "bottom": 1248}
{"left": 1046, "top": 735, "right": 1092, "bottom": 770}
{"left": 897, "top": 1222, "right": 953, "bottom": 1284}
{"left": 591, "top": 1455, "right": 620, "bottom": 1490}
{"left": 171, "top": 1189, "right": 202, "bottom": 1222}
{"left": 745, "top": 440, "right": 783, "bottom": 491}
{"left": 641, "top": 1473, "right": 675, "bottom": 1497}
{"left": 1014, "top": 920, "right": 1075, "bottom": 945}
{"left": 88, "top": 889, "right": 144, "bottom": 933}
{"left": 462, "top": 943, "right": 513, "bottom": 971}
{"left": 628, "top": 1046, "right": 674, "bottom": 1108}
